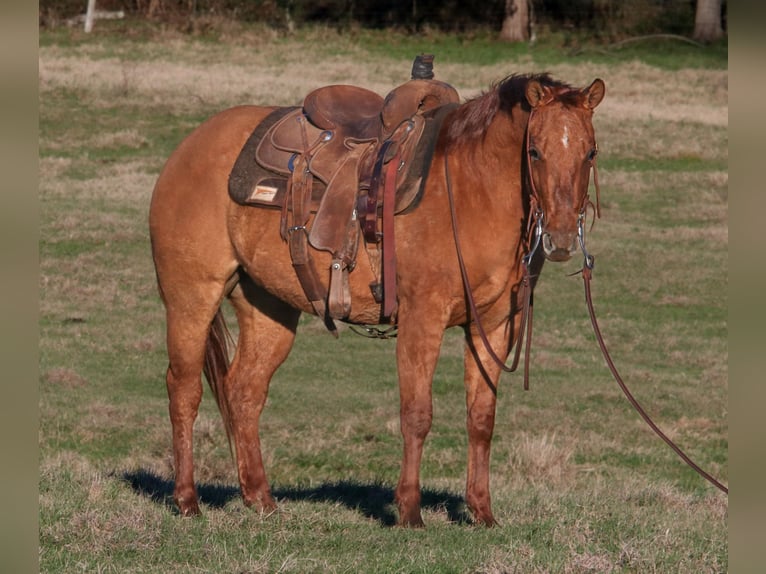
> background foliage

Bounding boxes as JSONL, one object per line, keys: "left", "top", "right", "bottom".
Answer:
{"left": 39, "top": 0, "right": 726, "bottom": 40}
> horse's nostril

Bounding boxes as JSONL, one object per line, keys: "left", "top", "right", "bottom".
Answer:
{"left": 542, "top": 233, "right": 553, "bottom": 254}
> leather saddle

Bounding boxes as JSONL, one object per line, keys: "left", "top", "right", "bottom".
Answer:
{"left": 229, "top": 57, "right": 459, "bottom": 333}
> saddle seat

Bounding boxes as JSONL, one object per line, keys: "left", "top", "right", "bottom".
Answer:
{"left": 252, "top": 78, "right": 459, "bottom": 200}
{"left": 303, "top": 85, "right": 385, "bottom": 141}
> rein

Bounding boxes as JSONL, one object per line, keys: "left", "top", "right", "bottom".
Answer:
{"left": 442, "top": 106, "right": 550, "bottom": 386}
{"left": 444, "top": 108, "right": 728, "bottom": 495}
{"left": 577, "top": 245, "right": 729, "bottom": 495}
{"left": 443, "top": 152, "right": 537, "bottom": 386}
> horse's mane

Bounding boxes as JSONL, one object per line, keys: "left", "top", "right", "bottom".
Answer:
{"left": 445, "top": 73, "right": 577, "bottom": 144}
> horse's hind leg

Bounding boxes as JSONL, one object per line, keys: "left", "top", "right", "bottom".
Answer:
{"left": 224, "top": 276, "right": 300, "bottom": 512}
{"left": 161, "top": 279, "right": 230, "bottom": 517}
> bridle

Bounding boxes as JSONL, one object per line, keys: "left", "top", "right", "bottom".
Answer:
{"left": 445, "top": 106, "right": 728, "bottom": 495}
{"left": 444, "top": 106, "right": 595, "bottom": 388}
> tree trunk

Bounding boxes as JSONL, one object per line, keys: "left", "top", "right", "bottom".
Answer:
{"left": 693, "top": 0, "right": 723, "bottom": 42}
{"left": 500, "top": 0, "right": 529, "bottom": 42}
{"left": 84, "top": 0, "right": 97, "bottom": 33}
{"left": 147, "top": 0, "right": 164, "bottom": 18}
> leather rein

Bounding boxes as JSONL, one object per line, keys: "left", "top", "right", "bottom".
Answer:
{"left": 444, "top": 109, "right": 728, "bottom": 495}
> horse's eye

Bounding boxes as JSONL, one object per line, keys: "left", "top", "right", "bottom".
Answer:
{"left": 587, "top": 147, "right": 598, "bottom": 162}
{"left": 529, "top": 147, "right": 541, "bottom": 161}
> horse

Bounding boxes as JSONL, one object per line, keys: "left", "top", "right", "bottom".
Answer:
{"left": 149, "top": 72, "right": 606, "bottom": 527}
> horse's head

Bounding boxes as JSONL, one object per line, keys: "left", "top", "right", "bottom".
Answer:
{"left": 525, "top": 78, "right": 606, "bottom": 262}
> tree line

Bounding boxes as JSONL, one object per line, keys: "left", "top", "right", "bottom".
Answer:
{"left": 40, "top": 0, "right": 726, "bottom": 42}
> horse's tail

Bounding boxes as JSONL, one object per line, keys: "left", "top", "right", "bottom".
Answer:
{"left": 203, "top": 308, "right": 235, "bottom": 455}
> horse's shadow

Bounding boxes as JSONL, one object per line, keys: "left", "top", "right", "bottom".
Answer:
{"left": 121, "top": 469, "right": 471, "bottom": 526}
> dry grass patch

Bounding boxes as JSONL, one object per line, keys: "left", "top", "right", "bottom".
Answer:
{"left": 40, "top": 452, "right": 167, "bottom": 563}
{"left": 503, "top": 432, "right": 576, "bottom": 488}
{"left": 474, "top": 545, "right": 536, "bottom": 574}
{"left": 90, "top": 128, "right": 149, "bottom": 149}
{"left": 44, "top": 366, "right": 88, "bottom": 388}
{"left": 597, "top": 117, "right": 727, "bottom": 162}
{"left": 40, "top": 48, "right": 407, "bottom": 108}
{"left": 40, "top": 255, "right": 137, "bottom": 322}
{"left": 38, "top": 156, "right": 73, "bottom": 180}
{"left": 39, "top": 42, "right": 727, "bottom": 119}
{"left": 40, "top": 158, "right": 158, "bottom": 202}
{"left": 588, "top": 62, "right": 727, "bottom": 127}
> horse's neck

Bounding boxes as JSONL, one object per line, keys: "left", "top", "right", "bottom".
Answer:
{"left": 448, "top": 105, "right": 528, "bottom": 193}
{"left": 440, "top": 105, "right": 532, "bottom": 266}
{"left": 489, "top": 103, "right": 529, "bottom": 158}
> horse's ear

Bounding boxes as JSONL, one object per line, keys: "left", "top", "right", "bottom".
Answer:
{"left": 584, "top": 78, "right": 606, "bottom": 110}
{"left": 526, "top": 80, "right": 549, "bottom": 109}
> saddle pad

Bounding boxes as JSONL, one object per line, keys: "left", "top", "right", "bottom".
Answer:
{"left": 228, "top": 106, "right": 325, "bottom": 210}
{"left": 229, "top": 101, "right": 459, "bottom": 215}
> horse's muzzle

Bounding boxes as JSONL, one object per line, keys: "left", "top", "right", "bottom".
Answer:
{"left": 542, "top": 231, "right": 577, "bottom": 262}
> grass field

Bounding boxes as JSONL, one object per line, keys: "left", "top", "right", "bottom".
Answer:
{"left": 39, "top": 23, "right": 727, "bottom": 573}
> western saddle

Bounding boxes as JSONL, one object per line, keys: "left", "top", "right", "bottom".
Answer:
{"left": 228, "top": 55, "right": 459, "bottom": 335}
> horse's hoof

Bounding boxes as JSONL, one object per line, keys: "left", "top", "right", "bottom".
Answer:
{"left": 243, "top": 494, "right": 278, "bottom": 515}
{"left": 476, "top": 515, "right": 499, "bottom": 528}
{"left": 397, "top": 510, "right": 425, "bottom": 528}
{"left": 178, "top": 500, "right": 202, "bottom": 517}
{"left": 469, "top": 507, "right": 498, "bottom": 527}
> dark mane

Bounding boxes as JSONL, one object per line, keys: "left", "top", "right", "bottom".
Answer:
{"left": 445, "top": 73, "right": 577, "bottom": 144}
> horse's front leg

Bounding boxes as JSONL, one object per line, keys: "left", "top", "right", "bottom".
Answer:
{"left": 462, "top": 317, "right": 511, "bottom": 527}
{"left": 394, "top": 313, "right": 446, "bottom": 527}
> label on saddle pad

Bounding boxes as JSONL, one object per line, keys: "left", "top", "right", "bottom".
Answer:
{"left": 250, "top": 184, "right": 278, "bottom": 203}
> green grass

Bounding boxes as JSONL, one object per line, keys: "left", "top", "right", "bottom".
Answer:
{"left": 39, "top": 24, "right": 727, "bottom": 573}
{"left": 568, "top": 36, "right": 728, "bottom": 70}
{"left": 599, "top": 155, "right": 728, "bottom": 172}
{"left": 40, "top": 17, "right": 729, "bottom": 71}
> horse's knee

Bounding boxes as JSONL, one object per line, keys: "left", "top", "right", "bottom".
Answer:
{"left": 400, "top": 404, "right": 433, "bottom": 439}
{"left": 467, "top": 407, "right": 495, "bottom": 443}
{"left": 166, "top": 370, "right": 203, "bottom": 414}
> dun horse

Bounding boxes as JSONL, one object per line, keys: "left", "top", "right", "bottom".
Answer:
{"left": 149, "top": 70, "right": 605, "bottom": 526}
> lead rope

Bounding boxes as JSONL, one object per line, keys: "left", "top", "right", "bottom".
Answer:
{"left": 576, "top": 219, "right": 728, "bottom": 494}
